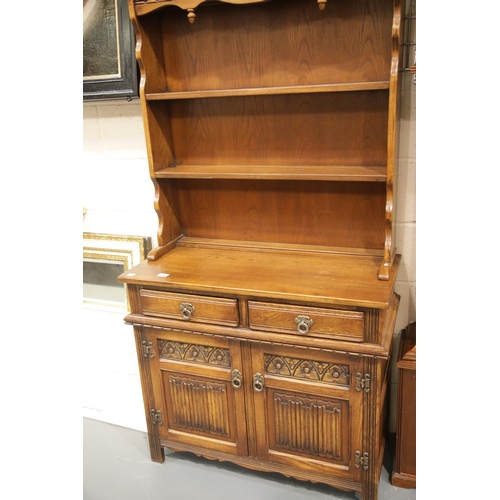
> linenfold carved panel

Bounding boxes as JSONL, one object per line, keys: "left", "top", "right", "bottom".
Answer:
{"left": 273, "top": 392, "right": 342, "bottom": 459}
{"left": 158, "top": 340, "right": 231, "bottom": 367}
{"left": 265, "top": 355, "right": 350, "bottom": 386}
{"left": 168, "top": 375, "right": 230, "bottom": 437}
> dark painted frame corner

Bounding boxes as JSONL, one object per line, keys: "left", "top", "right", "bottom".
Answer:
{"left": 83, "top": 0, "right": 138, "bottom": 101}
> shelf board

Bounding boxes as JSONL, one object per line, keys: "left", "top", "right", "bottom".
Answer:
{"left": 177, "top": 237, "right": 385, "bottom": 258}
{"left": 145, "top": 82, "right": 390, "bottom": 101}
{"left": 154, "top": 165, "right": 387, "bottom": 182}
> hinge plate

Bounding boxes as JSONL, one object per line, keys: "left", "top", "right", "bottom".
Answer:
{"left": 355, "top": 451, "right": 369, "bottom": 470}
{"left": 142, "top": 341, "right": 154, "bottom": 358}
{"left": 151, "top": 409, "right": 162, "bottom": 425}
{"left": 355, "top": 373, "right": 370, "bottom": 393}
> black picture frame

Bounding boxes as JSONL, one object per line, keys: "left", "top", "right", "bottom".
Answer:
{"left": 83, "top": 0, "right": 138, "bottom": 101}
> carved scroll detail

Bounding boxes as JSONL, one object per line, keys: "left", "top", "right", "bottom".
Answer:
{"left": 265, "top": 355, "right": 350, "bottom": 386}
{"left": 273, "top": 392, "right": 341, "bottom": 459}
{"left": 168, "top": 375, "right": 230, "bottom": 437}
{"left": 158, "top": 340, "right": 231, "bottom": 367}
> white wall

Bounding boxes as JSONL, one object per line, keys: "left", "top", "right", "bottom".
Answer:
{"left": 83, "top": 101, "right": 158, "bottom": 242}
{"left": 83, "top": 100, "right": 156, "bottom": 432}
{"left": 82, "top": 74, "right": 416, "bottom": 432}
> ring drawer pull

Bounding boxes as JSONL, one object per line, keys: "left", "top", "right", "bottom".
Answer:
{"left": 253, "top": 373, "right": 264, "bottom": 392}
{"left": 231, "top": 369, "right": 243, "bottom": 389}
{"left": 179, "top": 302, "right": 195, "bottom": 320}
{"left": 294, "top": 315, "right": 313, "bottom": 335}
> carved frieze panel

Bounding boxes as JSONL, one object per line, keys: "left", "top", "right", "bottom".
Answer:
{"left": 273, "top": 392, "right": 342, "bottom": 459}
{"left": 158, "top": 340, "right": 231, "bottom": 367}
{"left": 265, "top": 355, "right": 350, "bottom": 386}
{"left": 168, "top": 375, "right": 230, "bottom": 437}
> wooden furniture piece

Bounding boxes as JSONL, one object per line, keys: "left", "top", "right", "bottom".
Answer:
{"left": 118, "top": 1, "right": 405, "bottom": 499}
{"left": 392, "top": 322, "right": 416, "bottom": 488}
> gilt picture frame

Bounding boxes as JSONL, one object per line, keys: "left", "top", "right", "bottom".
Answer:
{"left": 83, "top": 233, "right": 152, "bottom": 311}
{"left": 83, "top": 0, "right": 138, "bottom": 100}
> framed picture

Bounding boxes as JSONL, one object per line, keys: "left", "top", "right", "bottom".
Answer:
{"left": 83, "top": 233, "right": 152, "bottom": 311}
{"left": 83, "top": 0, "right": 138, "bottom": 100}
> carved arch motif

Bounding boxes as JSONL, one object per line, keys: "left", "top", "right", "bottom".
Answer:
{"left": 265, "top": 355, "right": 350, "bottom": 386}
{"left": 158, "top": 340, "right": 231, "bottom": 367}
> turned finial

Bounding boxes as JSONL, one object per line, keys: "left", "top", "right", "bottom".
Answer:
{"left": 187, "top": 8, "right": 196, "bottom": 23}
{"left": 318, "top": 0, "right": 327, "bottom": 10}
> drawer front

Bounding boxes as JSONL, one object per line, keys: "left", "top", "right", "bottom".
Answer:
{"left": 139, "top": 290, "right": 239, "bottom": 327}
{"left": 248, "top": 301, "right": 364, "bottom": 342}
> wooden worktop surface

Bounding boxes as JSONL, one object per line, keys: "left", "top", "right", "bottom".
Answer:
{"left": 118, "top": 242, "right": 400, "bottom": 309}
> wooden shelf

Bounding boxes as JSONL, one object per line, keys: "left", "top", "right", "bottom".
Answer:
{"left": 176, "top": 237, "right": 385, "bottom": 257}
{"left": 155, "top": 165, "right": 387, "bottom": 182}
{"left": 145, "top": 82, "right": 390, "bottom": 101}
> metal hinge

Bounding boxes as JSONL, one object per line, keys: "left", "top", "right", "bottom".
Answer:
{"left": 355, "top": 373, "right": 370, "bottom": 393}
{"left": 151, "top": 409, "right": 162, "bottom": 425}
{"left": 142, "top": 341, "right": 154, "bottom": 358}
{"left": 355, "top": 451, "right": 369, "bottom": 470}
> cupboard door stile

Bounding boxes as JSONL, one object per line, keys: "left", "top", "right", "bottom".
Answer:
{"left": 146, "top": 328, "right": 248, "bottom": 456}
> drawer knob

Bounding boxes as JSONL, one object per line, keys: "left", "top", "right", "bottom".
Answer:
{"left": 253, "top": 373, "right": 264, "bottom": 392}
{"left": 180, "top": 302, "right": 195, "bottom": 320}
{"left": 231, "top": 369, "right": 243, "bottom": 389}
{"left": 295, "top": 315, "right": 313, "bottom": 335}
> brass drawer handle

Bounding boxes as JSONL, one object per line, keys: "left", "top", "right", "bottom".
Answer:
{"left": 179, "top": 302, "right": 195, "bottom": 320}
{"left": 231, "top": 369, "right": 242, "bottom": 389}
{"left": 294, "top": 315, "right": 313, "bottom": 335}
{"left": 253, "top": 373, "right": 264, "bottom": 392}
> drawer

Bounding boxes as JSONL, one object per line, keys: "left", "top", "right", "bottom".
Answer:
{"left": 248, "top": 301, "right": 364, "bottom": 342}
{"left": 139, "top": 290, "right": 239, "bottom": 327}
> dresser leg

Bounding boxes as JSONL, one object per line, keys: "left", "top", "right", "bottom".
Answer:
{"left": 361, "top": 479, "right": 378, "bottom": 500}
{"left": 148, "top": 434, "right": 165, "bottom": 464}
{"left": 132, "top": 325, "right": 165, "bottom": 464}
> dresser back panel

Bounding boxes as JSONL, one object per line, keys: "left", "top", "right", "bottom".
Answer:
{"left": 169, "top": 179, "right": 386, "bottom": 249}
{"left": 155, "top": 0, "right": 393, "bottom": 92}
{"left": 163, "top": 92, "right": 389, "bottom": 167}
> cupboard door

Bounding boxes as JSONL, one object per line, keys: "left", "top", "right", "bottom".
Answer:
{"left": 146, "top": 328, "right": 248, "bottom": 456}
{"left": 251, "top": 343, "right": 363, "bottom": 481}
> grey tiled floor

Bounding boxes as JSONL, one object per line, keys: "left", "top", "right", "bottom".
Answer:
{"left": 83, "top": 417, "right": 416, "bottom": 500}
